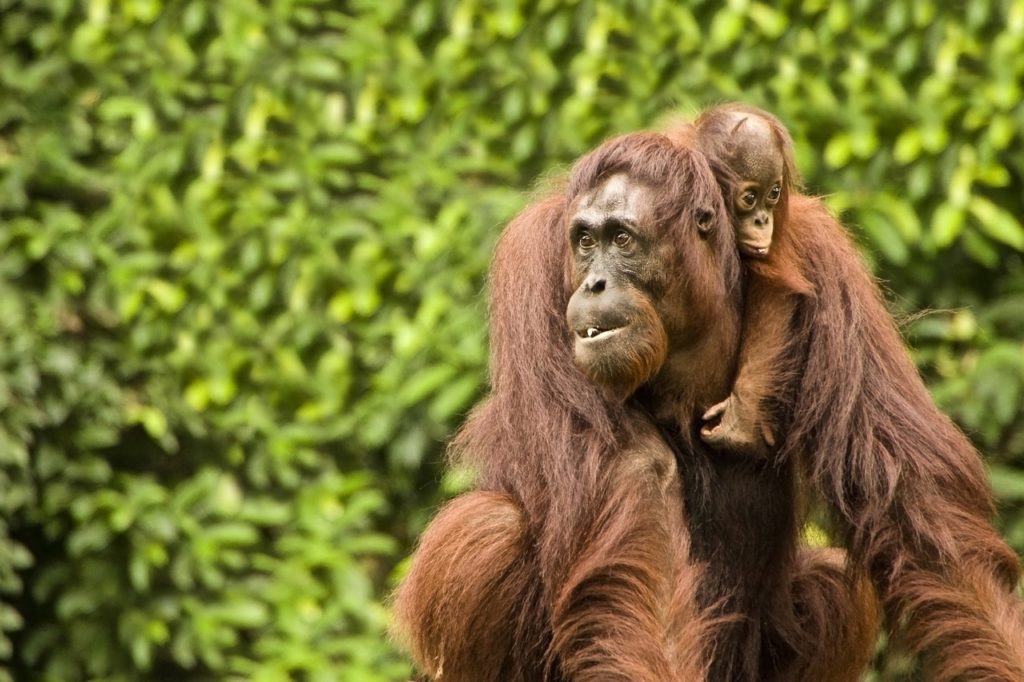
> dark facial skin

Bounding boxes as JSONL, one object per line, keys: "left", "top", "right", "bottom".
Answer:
{"left": 565, "top": 174, "right": 670, "bottom": 399}
{"left": 730, "top": 116, "right": 784, "bottom": 258}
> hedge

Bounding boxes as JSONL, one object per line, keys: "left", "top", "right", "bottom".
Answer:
{"left": 1, "top": 0, "right": 1022, "bottom": 680}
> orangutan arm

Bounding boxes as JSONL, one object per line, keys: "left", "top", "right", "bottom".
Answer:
{"left": 701, "top": 272, "right": 801, "bottom": 458}
{"left": 390, "top": 491, "right": 544, "bottom": 682}
{"left": 392, "top": 429, "right": 712, "bottom": 682}
{"left": 785, "top": 193, "right": 1024, "bottom": 680}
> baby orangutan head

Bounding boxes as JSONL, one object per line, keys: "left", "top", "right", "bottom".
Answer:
{"left": 694, "top": 105, "right": 796, "bottom": 260}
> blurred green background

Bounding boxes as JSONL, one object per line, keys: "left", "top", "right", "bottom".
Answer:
{"left": 2, "top": 0, "right": 1023, "bottom": 680}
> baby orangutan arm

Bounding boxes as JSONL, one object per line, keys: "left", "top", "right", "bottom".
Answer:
{"left": 701, "top": 274, "right": 799, "bottom": 457}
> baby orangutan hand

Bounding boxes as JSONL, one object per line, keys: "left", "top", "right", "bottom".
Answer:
{"left": 700, "top": 393, "right": 776, "bottom": 457}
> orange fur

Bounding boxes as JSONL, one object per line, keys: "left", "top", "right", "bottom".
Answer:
{"left": 389, "top": 119, "right": 1018, "bottom": 681}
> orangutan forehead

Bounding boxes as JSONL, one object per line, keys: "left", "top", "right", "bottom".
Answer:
{"left": 572, "top": 173, "right": 656, "bottom": 224}
{"left": 730, "top": 116, "right": 783, "bottom": 184}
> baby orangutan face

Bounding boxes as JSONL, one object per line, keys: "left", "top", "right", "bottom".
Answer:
{"left": 730, "top": 116, "right": 783, "bottom": 259}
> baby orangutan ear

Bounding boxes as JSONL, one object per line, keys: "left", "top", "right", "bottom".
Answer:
{"left": 695, "top": 207, "right": 715, "bottom": 236}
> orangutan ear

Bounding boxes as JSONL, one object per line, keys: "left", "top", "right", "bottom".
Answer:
{"left": 695, "top": 207, "right": 715, "bottom": 236}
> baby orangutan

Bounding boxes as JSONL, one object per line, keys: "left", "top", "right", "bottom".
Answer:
{"left": 665, "top": 104, "right": 1024, "bottom": 679}
{"left": 692, "top": 104, "right": 812, "bottom": 456}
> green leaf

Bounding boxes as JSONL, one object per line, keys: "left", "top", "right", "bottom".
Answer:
{"left": 931, "top": 203, "right": 965, "bottom": 248}
{"left": 969, "top": 196, "right": 1024, "bottom": 250}
{"left": 824, "top": 133, "right": 852, "bottom": 168}
{"left": 709, "top": 9, "right": 744, "bottom": 50}
{"left": 218, "top": 600, "right": 270, "bottom": 629}
{"left": 860, "top": 210, "right": 909, "bottom": 265}
{"left": 893, "top": 128, "right": 922, "bottom": 164}
{"left": 876, "top": 194, "right": 922, "bottom": 243}
{"left": 989, "top": 465, "right": 1024, "bottom": 501}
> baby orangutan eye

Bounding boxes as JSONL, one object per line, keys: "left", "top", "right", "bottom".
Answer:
{"left": 579, "top": 233, "right": 596, "bottom": 250}
{"left": 767, "top": 185, "right": 782, "bottom": 202}
{"left": 613, "top": 231, "right": 631, "bottom": 247}
{"left": 741, "top": 191, "right": 756, "bottom": 208}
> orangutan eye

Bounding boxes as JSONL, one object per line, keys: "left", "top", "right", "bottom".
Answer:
{"left": 579, "top": 232, "right": 596, "bottom": 250}
{"left": 767, "top": 185, "right": 782, "bottom": 202}
{"left": 613, "top": 231, "right": 631, "bottom": 248}
{"left": 741, "top": 191, "right": 756, "bottom": 207}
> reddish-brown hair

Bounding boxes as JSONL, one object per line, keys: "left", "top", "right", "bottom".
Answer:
{"left": 781, "top": 193, "right": 1024, "bottom": 678}
{"left": 393, "top": 114, "right": 1023, "bottom": 681}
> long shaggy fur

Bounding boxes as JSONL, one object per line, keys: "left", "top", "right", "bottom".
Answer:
{"left": 772, "top": 548, "right": 880, "bottom": 681}
{"left": 782, "top": 193, "right": 1024, "bottom": 678}
{"left": 392, "top": 114, "right": 1021, "bottom": 682}
{"left": 390, "top": 491, "right": 544, "bottom": 681}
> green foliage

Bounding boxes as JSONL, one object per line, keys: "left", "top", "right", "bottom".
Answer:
{"left": 0, "top": 0, "right": 1022, "bottom": 679}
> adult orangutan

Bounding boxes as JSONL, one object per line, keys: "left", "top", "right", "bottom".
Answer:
{"left": 391, "top": 132, "right": 877, "bottom": 681}
{"left": 672, "top": 104, "right": 1024, "bottom": 679}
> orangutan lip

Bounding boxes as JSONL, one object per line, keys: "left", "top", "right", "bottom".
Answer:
{"left": 579, "top": 326, "right": 623, "bottom": 341}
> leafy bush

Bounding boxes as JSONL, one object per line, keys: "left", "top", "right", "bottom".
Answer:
{"left": 1, "top": 0, "right": 1021, "bottom": 680}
